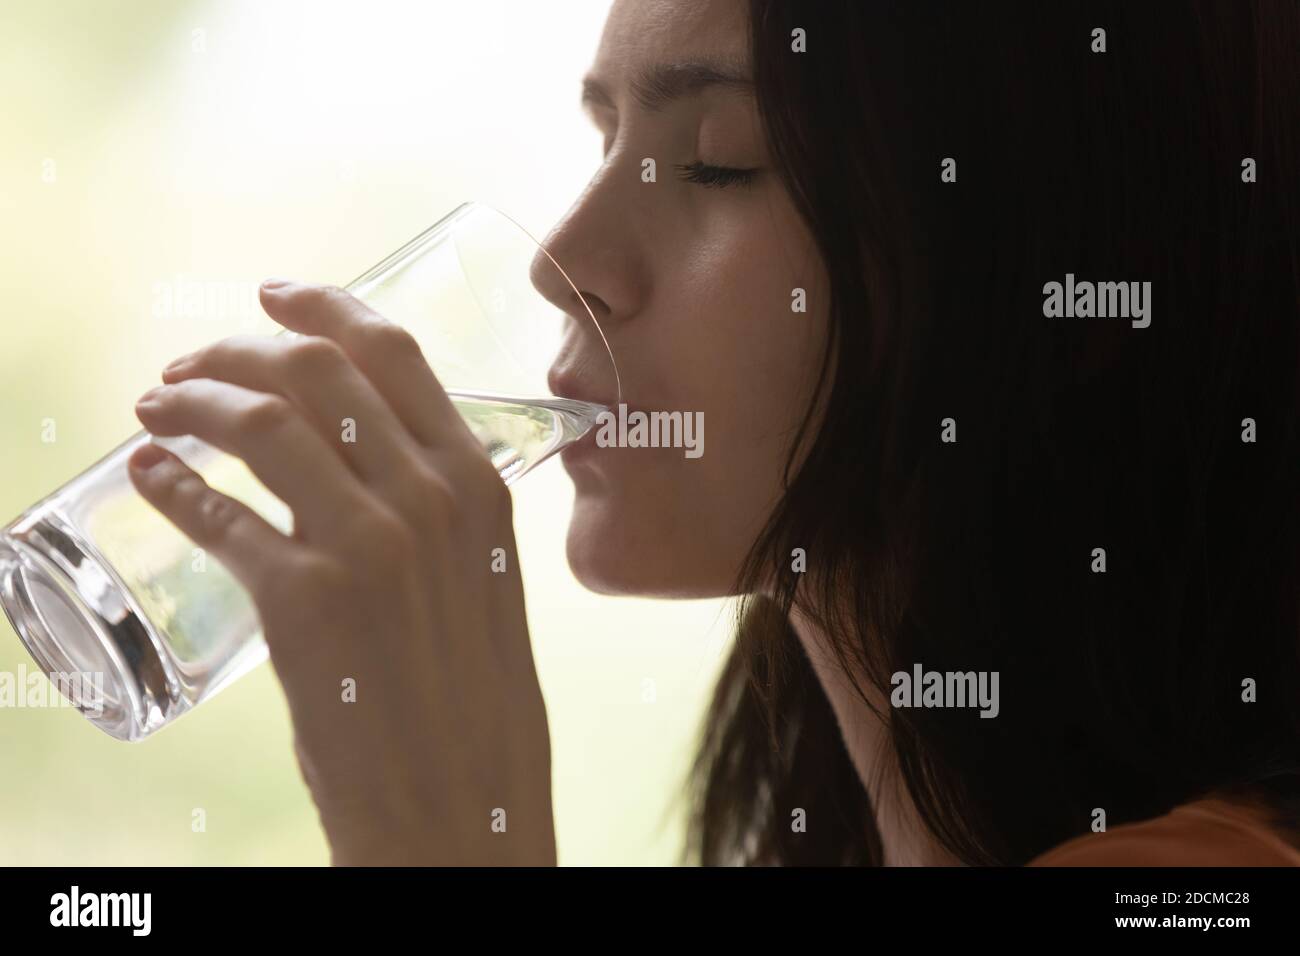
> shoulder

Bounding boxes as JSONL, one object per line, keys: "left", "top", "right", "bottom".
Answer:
{"left": 1027, "top": 797, "right": 1300, "bottom": 867}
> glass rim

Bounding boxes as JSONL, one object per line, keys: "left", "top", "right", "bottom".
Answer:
{"left": 343, "top": 200, "right": 621, "bottom": 406}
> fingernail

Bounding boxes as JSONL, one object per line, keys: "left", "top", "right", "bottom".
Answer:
{"left": 130, "top": 443, "right": 167, "bottom": 471}
{"left": 261, "top": 277, "right": 297, "bottom": 291}
{"left": 136, "top": 385, "right": 167, "bottom": 405}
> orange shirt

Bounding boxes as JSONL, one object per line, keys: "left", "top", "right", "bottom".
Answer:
{"left": 1027, "top": 797, "right": 1300, "bottom": 866}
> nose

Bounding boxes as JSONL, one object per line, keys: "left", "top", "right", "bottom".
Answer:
{"left": 531, "top": 178, "right": 648, "bottom": 405}
{"left": 528, "top": 240, "right": 609, "bottom": 330}
{"left": 528, "top": 175, "right": 647, "bottom": 331}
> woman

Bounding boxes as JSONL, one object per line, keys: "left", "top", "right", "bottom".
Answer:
{"left": 126, "top": 0, "right": 1300, "bottom": 865}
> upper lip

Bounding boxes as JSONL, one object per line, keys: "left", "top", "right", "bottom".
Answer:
{"left": 547, "top": 360, "right": 617, "bottom": 407}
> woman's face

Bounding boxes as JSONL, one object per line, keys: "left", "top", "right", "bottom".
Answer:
{"left": 541, "top": 0, "right": 829, "bottom": 598}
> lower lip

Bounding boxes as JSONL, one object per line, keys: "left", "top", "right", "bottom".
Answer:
{"left": 561, "top": 427, "right": 600, "bottom": 466}
{"left": 561, "top": 402, "right": 659, "bottom": 467}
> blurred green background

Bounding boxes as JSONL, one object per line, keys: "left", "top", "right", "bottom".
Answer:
{"left": 0, "top": 0, "right": 731, "bottom": 865}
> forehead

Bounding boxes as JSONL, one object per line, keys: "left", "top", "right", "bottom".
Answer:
{"left": 596, "top": 0, "right": 749, "bottom": 69}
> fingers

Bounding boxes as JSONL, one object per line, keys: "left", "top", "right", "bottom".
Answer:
{"left": 257, "top": 280, "right": 469, "bottom": 449}
{"left": 134, "top": 377, "right": 369, "bottom": 546}
{"left": 126, "top": 442, "right": 303, "bottom": 603}
{"left": 161, "top": 334, "right": 421, "bottom": 486}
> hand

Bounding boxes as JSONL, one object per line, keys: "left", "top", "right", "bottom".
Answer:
{"left": 128, "top": 279, "right": 556, "bottom": 866}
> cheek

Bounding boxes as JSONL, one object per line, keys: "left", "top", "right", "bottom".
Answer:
{"left": 680, "top": 218, "right": 829, "bottom": 449}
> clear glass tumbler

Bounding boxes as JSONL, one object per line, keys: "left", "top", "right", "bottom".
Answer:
{"left": 0, "top": 202, "right": 618, "bottom": 741}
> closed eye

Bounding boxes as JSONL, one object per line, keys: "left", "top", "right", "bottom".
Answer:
{"left": 674, "top": 161, "right": 758, "bottom": 189}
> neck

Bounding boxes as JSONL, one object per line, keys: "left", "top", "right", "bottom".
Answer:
{"left": 788, "top": 605, "right": 965, "bottom": 867}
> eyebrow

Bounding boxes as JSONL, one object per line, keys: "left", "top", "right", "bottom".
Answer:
{"left": 581, "top": 58, "right": 754, "bottom": 114}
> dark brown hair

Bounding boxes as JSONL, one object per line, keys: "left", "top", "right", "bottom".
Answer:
{"left": 685, "top": 0, "right": 1300, "bottom": 865}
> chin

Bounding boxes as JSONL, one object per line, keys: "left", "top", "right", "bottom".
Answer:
{"left": 565, "top": 497, "right": 652, "bottom": 595}
{"left": 563, "top": 495, "right": 742, "bottom": 599}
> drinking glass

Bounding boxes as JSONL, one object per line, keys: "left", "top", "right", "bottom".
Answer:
{"left": 0, "top": 202, "right": 618, "bottom": 741}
